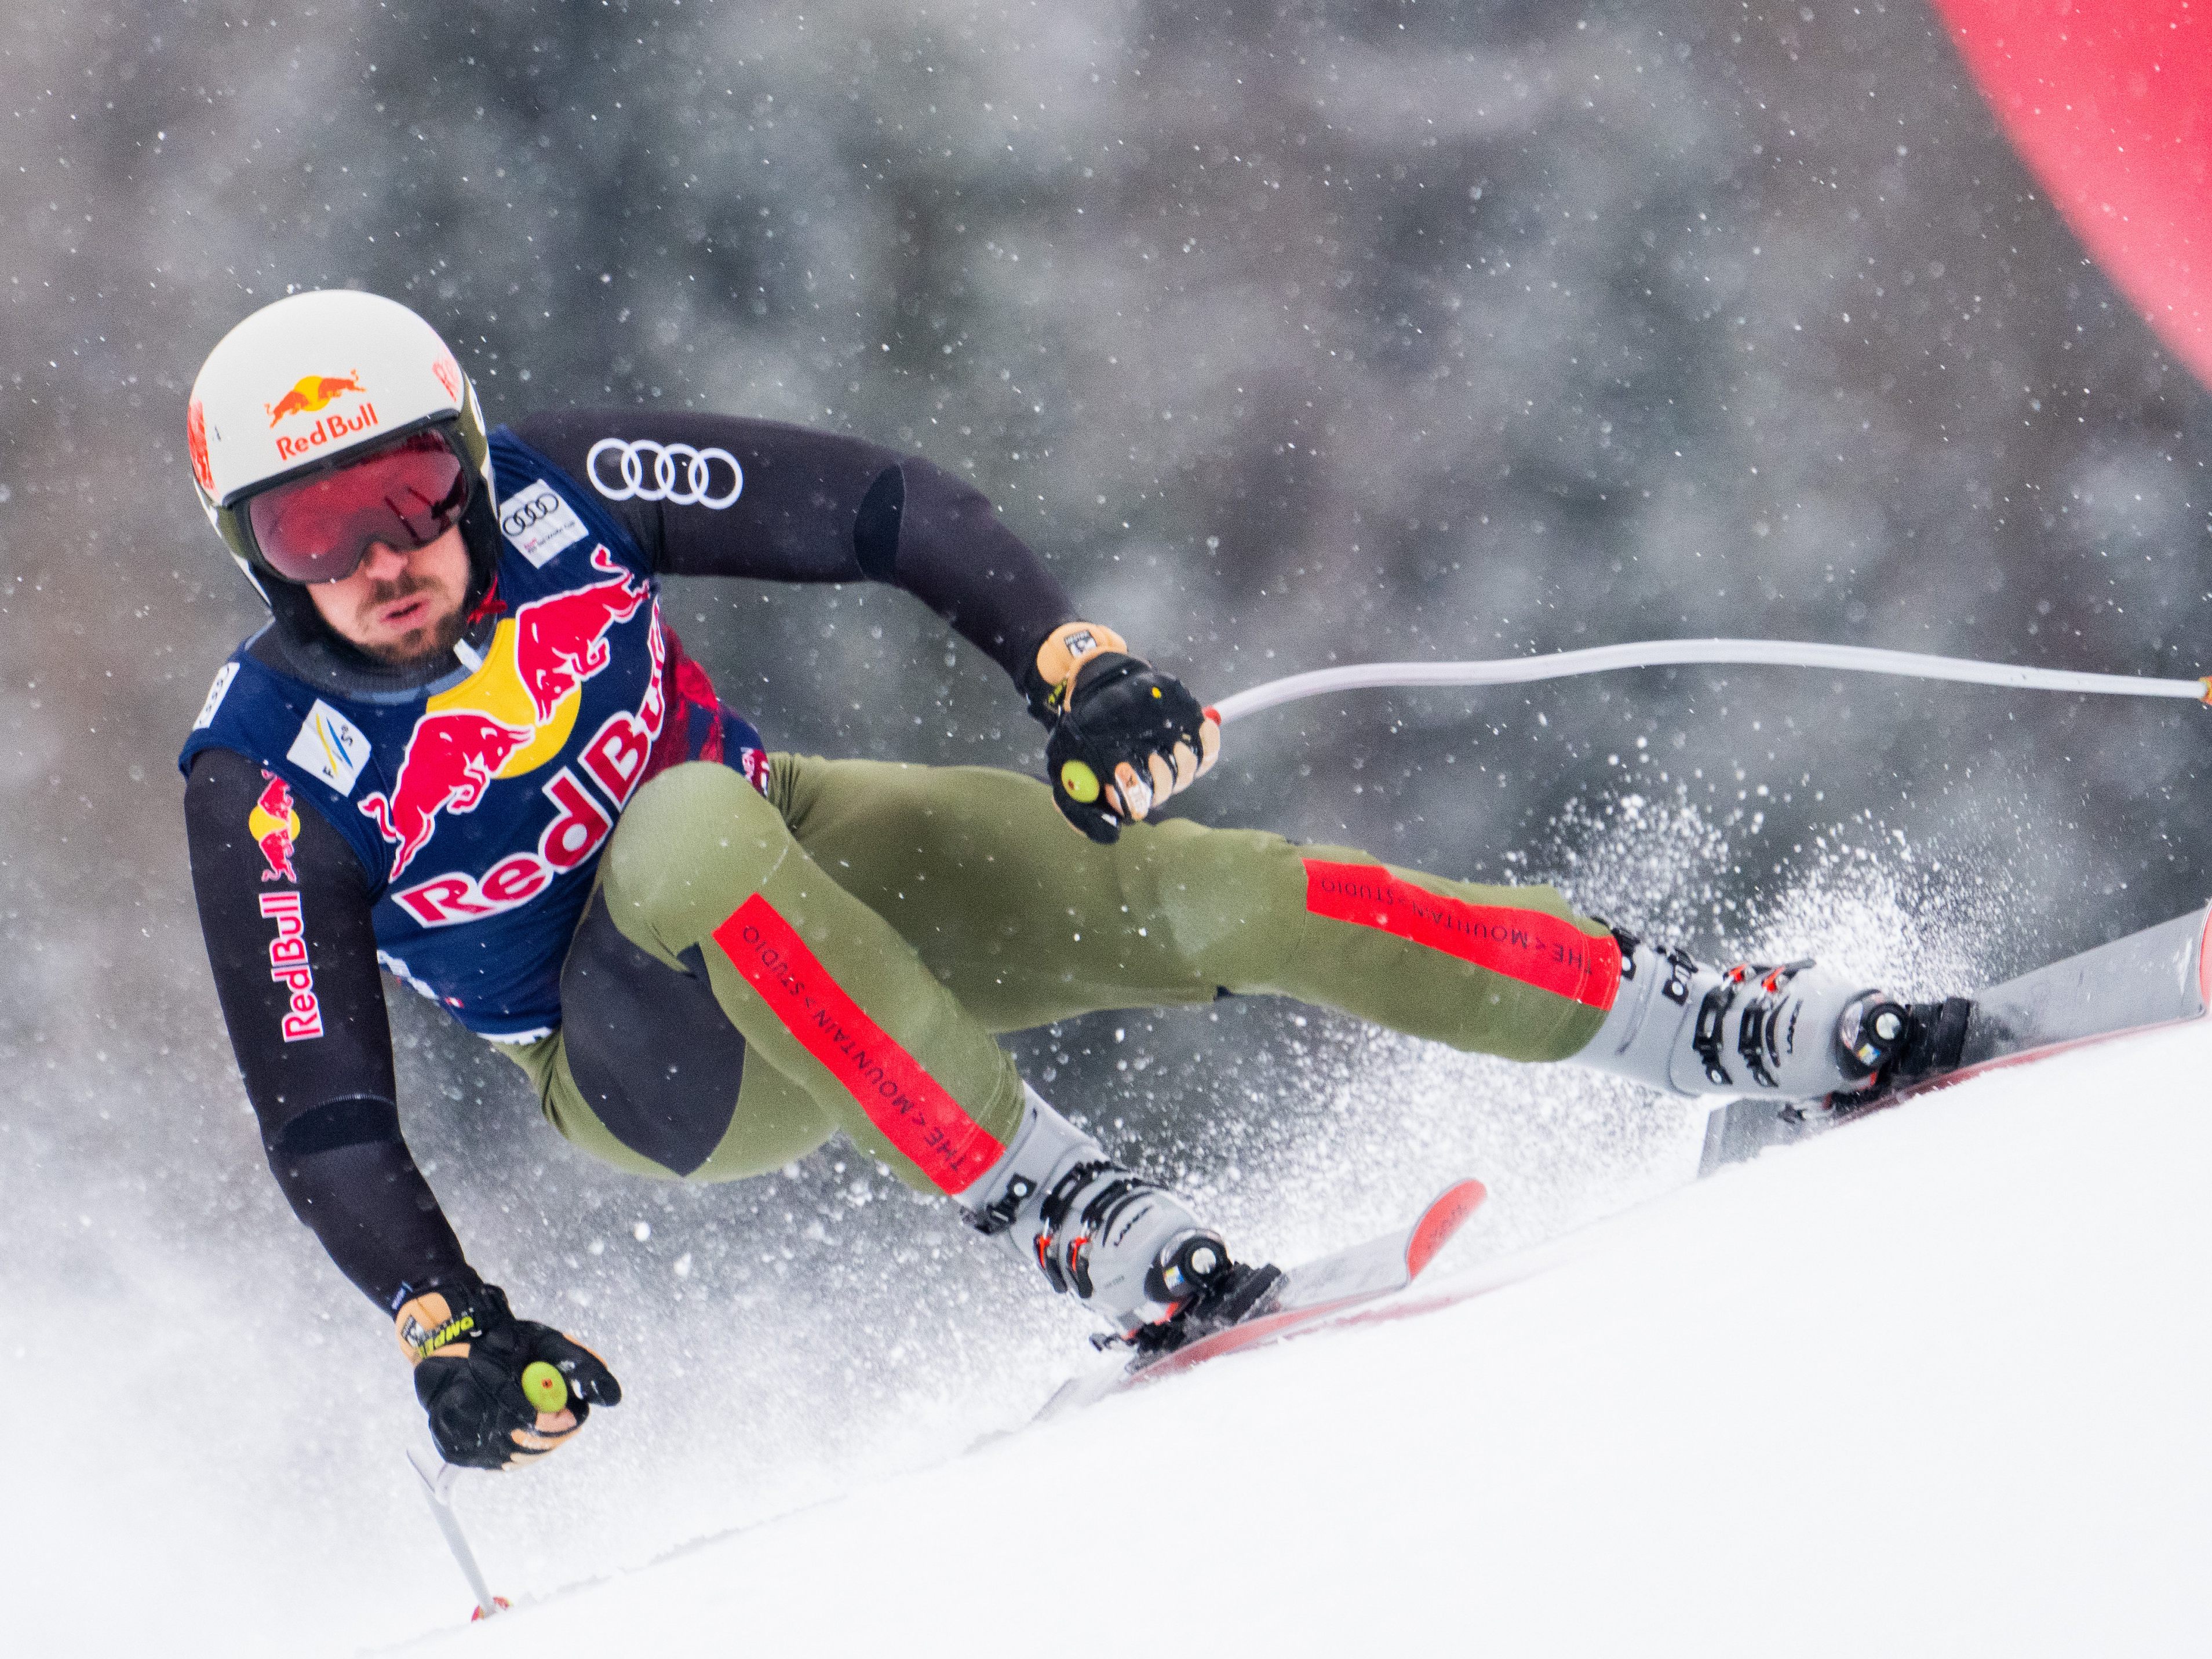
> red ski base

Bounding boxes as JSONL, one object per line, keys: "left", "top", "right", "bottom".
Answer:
{"left": 1127, "top": 1177, "right": 1487, "bottom": 1388}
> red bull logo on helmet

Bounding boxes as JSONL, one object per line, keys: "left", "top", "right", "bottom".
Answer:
{"left": 267, "top": 372, "right": 365, "bottom": 425}
{"left": 267, "top": 372, "right": 378, "bottom": 461}
{"left": 430, "top": 354, "right": 462, "bottom": 404}
{"left": 363, "top": 546, "right": 665, "bottom": 925}
{"left": 187, "top": 398, "right": 214, "bottom": 495}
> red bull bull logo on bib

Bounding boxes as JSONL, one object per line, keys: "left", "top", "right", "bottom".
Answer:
{"left": 361, "top": 545, "right": 664, "bottom": 928}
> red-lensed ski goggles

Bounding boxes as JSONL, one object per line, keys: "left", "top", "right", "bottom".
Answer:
{"left": 243, "top": 428, "right": 470, "bottom": 585}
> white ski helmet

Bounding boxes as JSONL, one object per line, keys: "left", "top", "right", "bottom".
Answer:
{"left": 186, "top": 289, "right": 493, "bottom": 585}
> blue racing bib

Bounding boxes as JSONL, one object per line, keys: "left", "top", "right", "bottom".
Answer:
{"left": 180, "top": 428, "right": 766, "bottom": 1040}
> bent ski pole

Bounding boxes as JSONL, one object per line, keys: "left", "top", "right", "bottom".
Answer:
{"left": 406, "top": 1445, "right": 506, "bottom": 1621}
{"left": 1208, "top": 637, "right": 2212, "bottom": 726}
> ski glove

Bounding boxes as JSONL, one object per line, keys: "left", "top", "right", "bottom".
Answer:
{"left": 393, "top": 1281, "right": 622, "bottom": 1472}
{"left": 1023, "top": 621, "right": 1220, "bottom": 844}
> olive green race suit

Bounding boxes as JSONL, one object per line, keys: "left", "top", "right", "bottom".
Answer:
{"left": 503, "top": 754, "right": 1616, "bottom": 1195}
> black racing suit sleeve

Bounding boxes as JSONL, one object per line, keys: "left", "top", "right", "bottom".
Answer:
{"left": 508, "top": 409, "right": 1081, "bottom": 680}
{"left": 184, "top": 746, "right": 475, "bottom": 1311}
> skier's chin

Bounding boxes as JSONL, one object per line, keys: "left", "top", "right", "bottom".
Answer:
{"left": 361, "top": 604, "right": 465, "bottom": 666}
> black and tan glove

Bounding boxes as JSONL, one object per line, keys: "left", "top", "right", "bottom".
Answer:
{"left": 394, "top": 1281, "right": 622, "bottom": 1471}
{"left": 1022, "top": 621, "right": 1220, "bottom": 843}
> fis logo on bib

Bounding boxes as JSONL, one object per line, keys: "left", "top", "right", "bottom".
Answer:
{"left": 286, "top": 700, "right": 372, "bottom": 796}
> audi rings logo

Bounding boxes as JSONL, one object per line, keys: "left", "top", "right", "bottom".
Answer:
{"left": 586, "top": 438, "right": 744, "bottom": 509}
{"left": 501, "top": 489, "right": 564, "bottom": 537}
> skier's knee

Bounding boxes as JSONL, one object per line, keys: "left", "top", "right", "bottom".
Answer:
{"left": 602, "top": 762, "right": 790, "bottom": 944}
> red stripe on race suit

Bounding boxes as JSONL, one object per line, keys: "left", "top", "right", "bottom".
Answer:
{"left": 1301, "top": 859, "right": 1621, "bottom": 1010}
{"left": 711, "top": 892, "right": 1005, "bottom": 1193}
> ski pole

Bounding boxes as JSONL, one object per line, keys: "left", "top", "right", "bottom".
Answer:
{"left": 405, "top": 1445, "right": 505, "bottom": 1620}
{"left": 1207, "top": 637, "right": 2212, "bottom": 726}
{"left": 402, "top": 1363, "right": 567, "bottom": 1621}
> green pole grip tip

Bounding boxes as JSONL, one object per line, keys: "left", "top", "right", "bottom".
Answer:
{"left": 520, "top": 1360, "right": 569, "bottom": 1415}
{"left": 1059, "top": 759, "right": 1100, "bottom": 804}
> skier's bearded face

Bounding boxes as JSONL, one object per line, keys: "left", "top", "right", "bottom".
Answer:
{"left": 304, "top": 525, "right": 471, "bottom": 665}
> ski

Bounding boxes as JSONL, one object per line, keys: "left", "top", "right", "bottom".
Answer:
{"left": 1699, "top": 900, "right": 2212, "bottom": 1174}
{"left": 1033, "top": 905, "right": 2212, "bottom": 1421}
{"left": 1036, "top": 1177, "right": 1486, "bottom": 1417}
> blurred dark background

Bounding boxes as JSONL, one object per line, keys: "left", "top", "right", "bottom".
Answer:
{"left": 3, "top": 0, "right": 2207, "bottom": 1646}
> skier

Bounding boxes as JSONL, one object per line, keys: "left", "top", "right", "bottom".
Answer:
{"left": 181, "top": 291, "right": 1950, "bottom": 1471}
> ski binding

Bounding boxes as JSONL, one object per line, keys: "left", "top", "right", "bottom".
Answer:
{"left": 1036, "top": 1177, "right": 1485, "bottom": 1417}
{"left": 1701, "top": 900, "right": 2212, "bottom": 1172}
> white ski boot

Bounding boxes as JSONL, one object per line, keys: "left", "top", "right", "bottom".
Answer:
{"left": 960, "top": 1086, "right": 1277, "bottom": 1346}
{"left": 1575, "top": 925, "right": 1964, "bottom": 1104}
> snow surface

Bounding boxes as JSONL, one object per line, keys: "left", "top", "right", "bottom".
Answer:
{"left": 374, "top": 1021, "right": 2212, "bottom": 1658}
